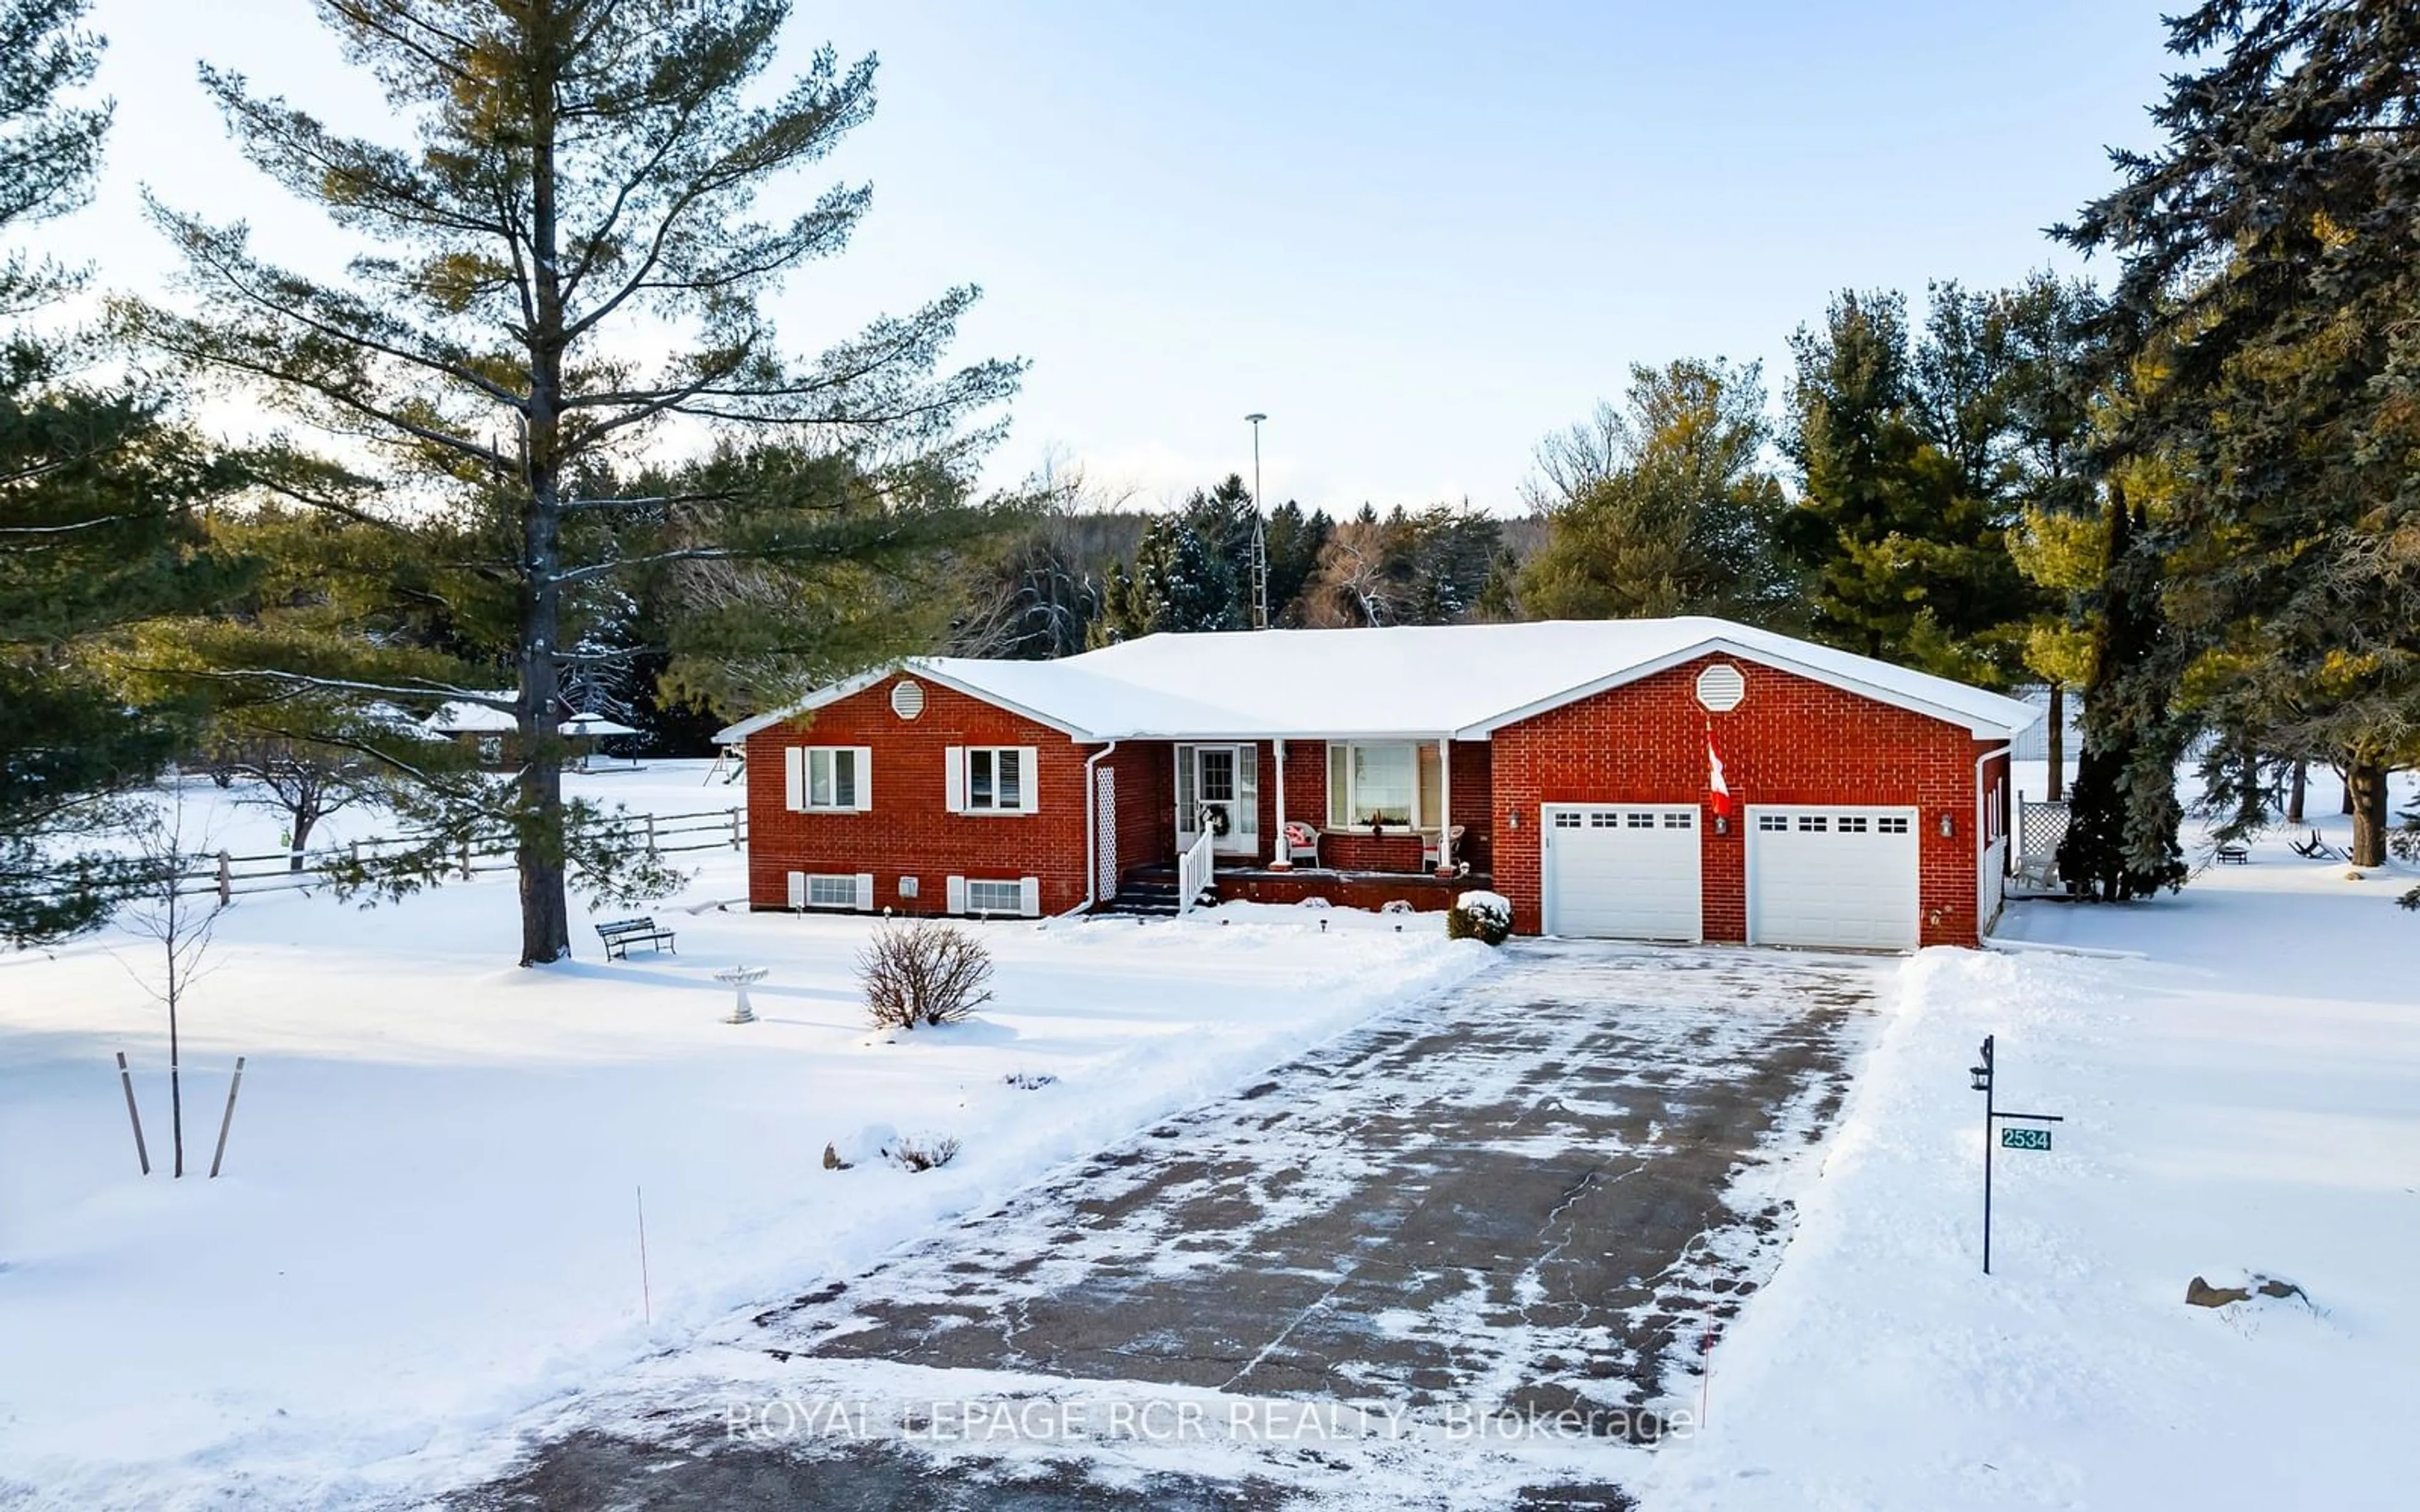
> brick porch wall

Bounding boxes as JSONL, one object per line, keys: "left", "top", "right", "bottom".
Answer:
{"left": 1102, "top": 740, "right": 1173, "bottom": 885}
{"left": 1488, "top": 655, "right": 1991, "bottom": 947}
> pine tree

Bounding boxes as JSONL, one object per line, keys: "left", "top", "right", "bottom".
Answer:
{"left": 120, "top": 1, "right": 1020, "bottom": 964}
{"left": 1098, "top": 475, "right": 1262, "bottom": 637}
{"left": 0, "top": 0, "right": 248, "bottom": 946}
{"left": 1519, "top": 358, "right": 1795, "bottom": 625}
{"left": 1260, "top": 499, "right": 1330, "bottom": 626}
{"left": 1998, "top": 275, "right": 2109, "bottom": 798}
{"left": 1783, "top": 290, "right": 2037, "bottom": 682}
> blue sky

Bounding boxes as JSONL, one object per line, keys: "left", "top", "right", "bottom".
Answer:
{"left": 59, "top": 1, "right": 2179, "bottom": 513}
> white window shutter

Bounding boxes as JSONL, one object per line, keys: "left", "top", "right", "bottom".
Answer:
{"left": 1018, "top": 876, "right": 1039, "bottom": 917}
{"left": 854, "top": 747, "right": 874, "bottom": 811}
{"left": 1018, "top": 746, "right": 1040, "bottom": 812}
{"left": 945, "top": 874, "right": 966, "bottom": 914}
{"left": 784, "top": 747, "right": 804, "bottom": 811}
{"left": 854, "top": 872, "right": 874, "bottom": 910}
{"left": 944, "top": 746, "right": 964, "bottom": 813}
{"left": 786, "top": 871, "right": 806, "bottom": 909}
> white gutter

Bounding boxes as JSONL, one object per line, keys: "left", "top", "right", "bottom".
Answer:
{"left": 1068, "top": 739, "right": 1120, "bottom": 917}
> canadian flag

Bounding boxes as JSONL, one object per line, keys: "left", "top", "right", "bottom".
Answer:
{"left": 1707, "top": 727, "right": 1733, "bottom": 818}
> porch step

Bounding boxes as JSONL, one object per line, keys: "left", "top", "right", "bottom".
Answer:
{"left": 1095, "top": 878, "right": 1199, "bottom": 918}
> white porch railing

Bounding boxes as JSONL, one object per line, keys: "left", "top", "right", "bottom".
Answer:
{"left": 1176, "top": 828, "right": 1216, "bottom": 917}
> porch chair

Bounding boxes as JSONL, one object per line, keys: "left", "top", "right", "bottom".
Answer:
{"left": 2013, "top": 854, "right": 2060, "bottom": 893}
{"left": 1422, "top": 824, "right": 1468, "bottom": 876}
{"left": 1281, "top": 820, "right": 1322, "bottom": 869}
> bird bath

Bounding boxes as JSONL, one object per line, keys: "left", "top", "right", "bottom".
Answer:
{"left": 713, "top": 965, "right": 769, "bottom": 1024}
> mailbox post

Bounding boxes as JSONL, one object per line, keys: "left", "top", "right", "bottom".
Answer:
{"left": 1969, "top": 1033, "right": 2063, "bottom": 1275}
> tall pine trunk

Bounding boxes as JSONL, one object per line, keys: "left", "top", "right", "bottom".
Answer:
{"left": 2347, "top": 760, "right": 2389, "bottom": 868}
{"left": 2046, "top": 682, "right": 2066, "bottom": 801}
{"left": 2285, "top": 758, "right": 2306, "bottom": 825}
{"left": 516, "top": 32, "right": 572, "bottom": 968}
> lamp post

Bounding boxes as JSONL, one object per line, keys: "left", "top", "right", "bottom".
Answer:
{"left": 1245, "top": 411, "right": 1267, "bottom": 511}
{"left": 1244, "top": 411, "right": 1269, "bottom": 629}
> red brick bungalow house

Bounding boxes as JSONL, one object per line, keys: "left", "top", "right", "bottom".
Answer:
{"left": 724, "top": 618, "right": 2039, "bottom": 950}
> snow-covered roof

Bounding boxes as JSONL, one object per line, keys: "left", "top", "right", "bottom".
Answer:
{"left": 713, "top": 710, "right": 786, "bottom": 746}
{"left": 752, "top": 619, "right": 2042, "bottom": 743}
{"left": 559, "top": 713, "right": 640, "bottom": 738}
{"left": 424, "top": 697, "right": 519, "bottom": 734}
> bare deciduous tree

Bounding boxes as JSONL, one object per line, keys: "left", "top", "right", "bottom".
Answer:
{"left": 113, "top": 783, "right": 228, "bottom": 1178}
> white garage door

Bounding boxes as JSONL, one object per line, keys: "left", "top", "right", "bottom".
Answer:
{"left": 1542, "top": 805, "right": 1703, "bottom": 941}
{"left": 1747, "top": 805, "right": 1920, "bottom": 951}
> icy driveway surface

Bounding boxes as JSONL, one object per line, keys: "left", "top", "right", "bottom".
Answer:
{"left": 458, "top": 942, "right": 1882, "bottom": 1511}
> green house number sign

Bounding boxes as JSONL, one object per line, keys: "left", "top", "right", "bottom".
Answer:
{"left": 2001, "top": 1125, "right": 2053, "bottom": 1152}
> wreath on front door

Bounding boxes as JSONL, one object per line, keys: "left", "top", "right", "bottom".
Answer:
{"left": 1199, "top": 803, "right": 1231, "bottom": 837}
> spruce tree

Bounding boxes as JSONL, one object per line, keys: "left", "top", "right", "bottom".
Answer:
{"left": 122, "top": 1, "right": 1020, "bottom": 964}
{"left": 2056, "top": 476, "right": 2187, "bottom": 899}
{"left": 2060, "top": 0, "right": 2420, "bottom": 869}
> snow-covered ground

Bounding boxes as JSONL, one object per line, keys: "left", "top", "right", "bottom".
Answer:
{"left": 1637, "top": 765, "right": 2420, "bottom": 1511}
{"left": 0, "top": 764, "right": 1498, "bottom": 1508}
{"left": 7, "top": 756, "right": 2417, "bottom": 1510}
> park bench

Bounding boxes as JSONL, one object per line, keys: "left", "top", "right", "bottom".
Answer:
{"left": 2215, "top": 844, "right": 2250, "bottom": 865}
{"left": 595, "top": 916, "right": 677, "bottom": 959}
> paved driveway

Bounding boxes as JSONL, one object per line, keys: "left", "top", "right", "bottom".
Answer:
{"left": 458, "top": 941, "right": 1881, "bottom": 1511}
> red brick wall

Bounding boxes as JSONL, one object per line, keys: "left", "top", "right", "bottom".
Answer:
{"left": 1449, "top": 740, "right": 1493, "bottom": 872}
{"left": 1320, "top": 830, "right": 1428, "bottom": 871}
{"left": 1209, "top": 873, "right": 1460, "bottom": 912}
{"left": 1488, "top": 655, "right": 1991, "bottom": 947}
{"left": 1279, "top": 739, "right": 1327, "bottom": 836}
{"left": 745, "top": 675, "right": 1092, "bottom": 915}
{"left": 1102, "top": 741, "right": 1173, "bottom": 887}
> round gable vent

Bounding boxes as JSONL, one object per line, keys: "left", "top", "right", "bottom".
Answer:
{"left": 1695, "top": 662, "right": 1746, "bottom": 713}
{"left": 890, "top": 679, "right": 926, "bottom": 720}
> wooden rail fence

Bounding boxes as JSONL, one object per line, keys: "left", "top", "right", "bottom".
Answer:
{"left": 64, "top": 806, "right": 750, "bottom": 905}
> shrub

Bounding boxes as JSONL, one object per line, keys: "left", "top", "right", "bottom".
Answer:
{"left": 1003, "top": 1070, "right": 1057, "bottom": 1090}
{"left": 858, "top": 919, "right": 994, "bottom": 1030}
{"left": 1448, "top": 890, "right": 1512, "bottom": 946}
{"left": 886, "top": 1135, "right": 961, "bottom": 1172}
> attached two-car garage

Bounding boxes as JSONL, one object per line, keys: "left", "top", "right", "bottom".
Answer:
{"left": 1541, "top": 801, "right": 1922, "bottom": 951}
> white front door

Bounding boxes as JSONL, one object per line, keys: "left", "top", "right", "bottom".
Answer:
{"left": 1177, "top": 744, "right": 1260, "bottom": 857}
{"left": 1746, "top": 805, "right": 1921, "bottom": 951}
{"left": 1541, "top": 804, "right": 1703, "bottom": 941}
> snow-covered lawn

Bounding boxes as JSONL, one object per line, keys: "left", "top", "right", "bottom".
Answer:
{"left": 1637, "top": 769, "right": 2420, "bottom": 1512}
{"left": 8, "top": 756, "right": 2418, "bottom": 1511}
{"left": 0, "top": 764, "right": 1497, "bottom": 1508}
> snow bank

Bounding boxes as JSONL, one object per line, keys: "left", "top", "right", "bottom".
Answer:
{"left": 1637, "top": 784, "right": 2420, "bottom": 1511}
